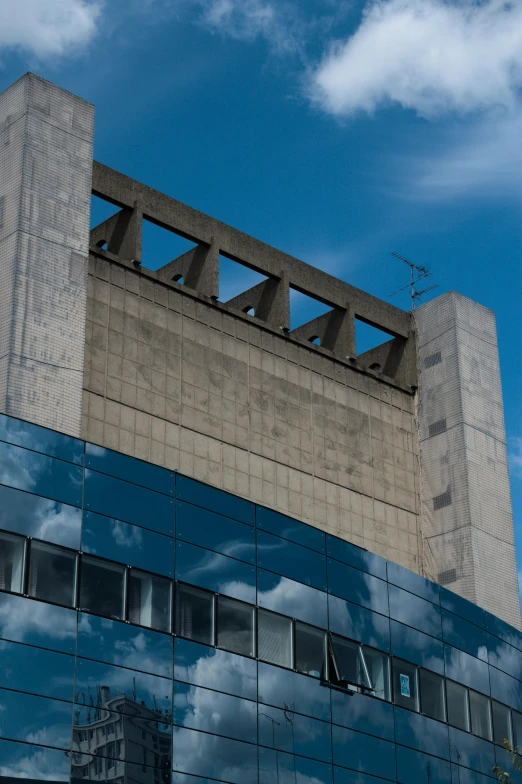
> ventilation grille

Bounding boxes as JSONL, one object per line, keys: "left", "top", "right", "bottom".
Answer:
{"left": 438, "top": 568, "right": 457, "bottom": 585}
{"left": 433, "top": 490, "right": 452, "bottom": 510}
{"left": 429, "top": 418, "right": 447, "bottom": 438}
{"left": 424, "top": 351, "right": 442, "bottom": 368}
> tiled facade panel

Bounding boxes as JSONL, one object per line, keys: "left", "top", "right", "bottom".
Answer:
{"left": 82, "top": 256, "right": 421, "bottom": 571}
{"left": 415, "top": 293, "right": 521, "bottom": 630}
{"left": 0, "top": 414, "right": 520, "bottom": 783}
{"left": 0, "top": 74, "right": 94, "bottom": 438}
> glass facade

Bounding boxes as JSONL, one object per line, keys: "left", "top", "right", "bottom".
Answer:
{"left": 0, "top": 411, "right": 520, "bottom": 783}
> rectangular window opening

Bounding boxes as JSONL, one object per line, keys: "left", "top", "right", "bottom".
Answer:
{"left": 428, "top": 418, "right": 447, "bottom": 438}
{"left": 433, "top": 490, "right": 452, "bottom": 511}
{"left": 446, "top": 680, "right": 470, "bottom": 733}
{"left": 79, "top": 556, "right": 125, "bottom": 620}
{"left": 129, "top": 569, "right": 172, "bottom": 633}
{"left": 492, "top": 700, "right": 512, "bottom": 747}
{"left": 176, "top": 583, "right": 214, "bottom": 646}
{"left": 330, "top": 634, "right": 370, "bottom": 691}
{"left": 420, "top": 668, "right": 446, "bottom": 722}
{"left": 258, "top": 609, "right": 293, "bottom": 669}
{"left": 217, "top": 595, "right": 255, "bottom": 657}
{"left": 295, "top": 622, "right": 327, "bottom": 679}
{"left": 469, "top": 690, "right": 492, "bottom": 742}
{"left": 363, "top": 645, "right": 391, "bottom": 702}
{"left": 392, "top": 658, "right": 419, "bottom": 712}
{"left": 0, "top": 532, "right": 25, "bottom": 594}
{"left": 28, "top": 541, "right": 76, "bottom": 607}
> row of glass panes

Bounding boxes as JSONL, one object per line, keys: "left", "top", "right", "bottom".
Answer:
{"left": 0, "top": 530, "right": 520, "bottom": 749}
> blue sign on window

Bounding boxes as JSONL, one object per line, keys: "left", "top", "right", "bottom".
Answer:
{"left": 400, "top": 674, "right": 411, "bottom": 698}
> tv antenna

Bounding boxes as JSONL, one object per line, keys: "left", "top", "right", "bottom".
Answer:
{"left": 389, "top": 252, "right": 438, "bottom": 310}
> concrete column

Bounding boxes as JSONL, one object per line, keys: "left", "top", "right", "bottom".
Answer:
{"left": 0, "top": 73, "right": 94, "bottom": 437}
{"left": 415, "top": 292, "right": 521, "bottom": 629}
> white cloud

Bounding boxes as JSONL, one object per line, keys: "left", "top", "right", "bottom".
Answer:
{"left": 311, "top": 0, "right": 522, "bottom": 118}
{"left": 0, "top": 0, "right": 101, "bottom": 58}
{"left": 510, "top": 437, "right": 522, "bottom": 480}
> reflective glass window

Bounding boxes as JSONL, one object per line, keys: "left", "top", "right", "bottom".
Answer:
{"left": 387, "top": 561, "right": 439, "bottom": 604}
{"left": 258, "top": 568, "right": 327, "bottom": 628}
{"left": 330, "top": 634, "right": 369, "bottom": 690}
{"left": 328, "top": 594, "right": 391, "bottom": 652}
{"left": 363, "top": 645, "right": 391, "bottom": 701}
{"left": 0, "top": 531, "right": 25, "bottom": 593}
{"left": 176, "top": 541, "right": 255, "bottom": 603}
{"left": 129, "top": 569, "right": 171, "bottom": 632}
{"left": 0, "top": 441, "right": 83, "bottom": 507}
{"left": 295, "top": 622, "right": 327, "bottom": 679}
{"left": 217, "top": 595, "right": 255, "bottom": 657}
{"left": 391, "top": 619, "right": 444, "bottom": 675}
{"left": 85, "top": 442, "right": 174, "bottom": 494}
{"left": 176, "top": 474, "right": 255, "bottom": 525}
{"left": 0, "top": 688, "right": 73, "bottom": 749}
{"left": 0, "top": 638, "right": 75, "bottom": 702}
{"left": 257, "top": 530, "right": 327, "bottom": 591}
{"left": 446, "top": 680, "right": 470, "bottom": 732}
{"left": 469, "top": 690, "right": 492, "bottom": 741}
{"left": 512, "top": 710, "right": 522, "bottom": 746}
{"left": 491, "top": 700, "right": 512, "bottom": 746}
{"left": 79, "top": 556, "right": 125, "bottom": 619}
{"left": 444, "top": 644, "right": 490, "bottom": 695}
{"left": 174, "top": 637, "right": 257, "bottom": 700}
{"left": 176, "top": 501, "right": 255, "bottom": 564}
{"left": 326, "top": 535, "right": 387, "bottom": 579}
{"left": 0, "top": 484, "right": 82, "bottom": 549}
{"left": 257, "top": 506, "right": 326, "bottom": 553}
{"left": 0, "top": 737, "right": 71, "bottom": 781}
{"left": 0, "top": 412, "right": 84, "bottom": 465}
{"left": 28, "top": 541, "right": 76, "bottom": 607}
{"left": 176, "top": 583, "right": 214, "bottom": 646}
{"left": 392, "top": 658, "right": 419, "bottom": 711}
{"left": 258, "top": 661, "right": 331, "bottom": 721}
{"left": 327, "top": 558, "right": 389, "bottom": 616}
{"left": 0, "top": 592, "right": 76, "bottom": 653}
{"left": 388, "top": 584, "right": 442, "bottom": 639}
{"left": 257, "top": 703, "right": 332, "bottom": 763}
{"left": 332, "top": 724, "right": 396, "bottom": 781}
{"left": 172, "top": 726, "right": 257, "bottom": 784}
{"left": 419, "top": 668, "right": 446, "bottom": 722}
{"left": 258, "top": 608, "right": 293, "bottom": 669}
{"left": 174, "top": 682, "right": 257, "bottom": 743}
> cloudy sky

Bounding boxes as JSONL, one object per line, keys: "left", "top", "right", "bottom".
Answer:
{"left": 0, "top": 0, "right": 521, "bottom": 586}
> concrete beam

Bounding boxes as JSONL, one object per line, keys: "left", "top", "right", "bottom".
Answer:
{"left": 92, "top": 161, "right": 412, "bottom": 338}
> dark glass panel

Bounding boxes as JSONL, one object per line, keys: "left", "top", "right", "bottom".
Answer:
{"left": 492, "top": 700, "right": 512, "bottom": 746}
{"left": 176, "top": 501, "right": 255, "bottom": 563}
{"left": 363, "top": 645, "right": 391, "bottom": 701}
{"left": 85, "top": 441, "right": 174, "bottom": 494}
{"left": 0, "top": 688, "right": 73, "bottom": 749}
{"left": 392, "top": 657, "right": 419, "bottom": 711}
{"left": 176, "top": 584, "right": 214, "bottom": 646}
{"left": 444, "top": 644, "right": 490, "bottom": 695}
{"left": 487, "top": 633, "right": 522, "bottom": 682}
{"left": 332, "top": 724, "right": 396, "bottom": 781}
{"left": 489, "top": 666, "right": 522, "bottom": 712}
{"left": 440, "top": 585, "right": 485, "bottom": 629}
{"left": 331, "top": 689, "right": 394, "bottom": 740}
{"left": 172, "top": 726, "right": 258, "bottom": 784}
{"left": 330, "top": 634, "right": 369, "bottom": 689}
{"left": 0, "top": 531, "right": 25, "bottom": 594}
{"left": 0, "top": 440, "right": 83, "bottom": 506}
{"left": 390, "top": 619, "right": 444, "bottom": 675}
{"left": 0, "top": 638, "right": 74, "bottom": 702}
{"left": 258, "top": 661, "right": 331, "bottom": 721}
{"left": 333, "top": 768, "right": 390, "bottom": 784}
{"left": 174, "top": 681, "right": 256, "bottom": 743}
{"left": 75, "top": 657, "right": 172, "bottom": 720}
{"left": 72, "top": 758, "right": 170, "bottom": 784}
{"left": 450, "top": 766, "right": 497, "bottom": 784}
{"left": 388, "top": 584, "right": 442, "bottom": 639}
{"left": 442, "top": 609, "right": 488, "bottom": 661}
{"left": 0, "top": 737, "right": 71, "bottom": 780}
{"left": 0, "top": 412, "right": 84, "bottom": 464}
{"left": 446, "top": 680, "right": 470, "bottom": 732}
{"left": 469, "top": 690, "right": 492, "bottom": 741}
{"left": 0, "top": 483, "right": 81, "bottom": 548}
{"left": 387, "top": 561, "right": 439, "bottom": 605}
{"left": 84, "top": 469, "right": 174, "bottom": 535}
{"left": 28, "top": 541, "right": 76, "bottom": 607}
{"left": 395, "top": 745, "right": 451, "bottom": 784}
{"left": 0, "top": 592, "right": 77, "bottom": 654}
{"left": 77, "top": 612, "right": 172, "bottom": 678}
{"left": 257, "top": 506, "right": 325, "bottom": 553}
{"left": 328, "top": 594, "right": 390, "bottom": 652}
{"left": 82, "top": 511, "right": 174, "bottom": 577}
{"left": 326, "top": 535, "right": 386, "bottom": 579}
{"left": 394, "top": 705, "right": 450, "bottom": 759}
{"left": 176, "top": 474, "right": 255, "bottom": 525}
{"left": 72, "top": 704, "right": 171, "bottom": 765}
{"left": 295, "top": 622, "right": 327, "bottom": 679}
{"left": 419, "top": 668, "right": 446, "bottom": 722}
{"left": 176, "top": 541, "right": 255, "bottom": 603}
{"left": 258, "top": 568, "right": 327, "bottom": 628}
{"left": 327, "top": 558, "right": 389, "bottom": 616}
{"left": 256, "top": 530, "right": 327, "bottom": 591}
{"left": 260, "top": 748, "right": 332, "bottom": 784}
{"left": 129, "top": 569, "right": 172, "bottom": 632}
{"left": 512, "top": 710, "right": 522, "bottom": 747}
{"left": 448, "top": 725, "right": 496, "bottom": 776}
{"left": 258, "top": 608, "right": 293, "bottom": 669}
{"left": 257, "top": 703, "right": 332, "bottom": 762}
{"left": 217, "top": 595, "right": 254, "bottom": 657}
{"left": 485, "top": 612, "right": 522, "bottom": 653}
{"left": 174, "top": 637, "right": 257, "bottom": 700}
{"left": 79, "top": 556, "right": 125, "bottom": 620}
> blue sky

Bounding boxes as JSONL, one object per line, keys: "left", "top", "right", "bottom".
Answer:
{"left": 1, "top": 0, "right": 521, "bottom": 587}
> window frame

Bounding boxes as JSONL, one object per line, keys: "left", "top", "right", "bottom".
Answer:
{"left": 329, "top": 633, "right": 371, "bottom": 692}
{"left": 446, "top": 678, "right": 470, "bottom": 733}
{"left": 0, "top": 529, "right": 27, "bottom": 596}
{"left": 257, "top": 607, "right": 294, "bottom": 669}
{"left": 216, "top": 593, "right": 256, "bottom": 658}
{"left": 492, "top": 700, "right": 513, "bottom": 747}
{"left": 419, "top": 667, "right": 447, "bottom": 723}
{"left": 127, "top": 566, "right": 173, "bottom": 634}
{"left": 27, "top": 538, "right": 78, "bottom": 609}
{"left": 175, "top": 581, "right": 216, "bottom": 646}
{"left": 392, "top": 656, "right": 420, "bottom": 712}
{"left": 468, "top": 689, "right": 492, "bottom": 742}
{"left": 294, "top": 620, "right": 328, "bottom": 681}
{"left": 78, "top": 554, "right": 127, "bottom": 621}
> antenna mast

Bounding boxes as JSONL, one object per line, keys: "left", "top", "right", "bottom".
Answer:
{"left": 389, "top": 252, "right": 438, "bottom": 310}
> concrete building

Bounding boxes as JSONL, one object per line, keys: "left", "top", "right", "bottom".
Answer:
{"left": 0, "top": 72, "right": 520, "bottom": 784}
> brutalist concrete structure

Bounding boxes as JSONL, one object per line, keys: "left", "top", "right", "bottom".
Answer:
{"left": 0, "top": 73, "right": 519, "bottom": 630}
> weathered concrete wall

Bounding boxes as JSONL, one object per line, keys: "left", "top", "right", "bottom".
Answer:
{"left": 0, "top": 74, "right": 94, "bottom": 437}
{"left": 83, "top": 253, "right": 421, "bottom": 571}
{"left": 415, "top": 292, "right": 521, "bottom": 629}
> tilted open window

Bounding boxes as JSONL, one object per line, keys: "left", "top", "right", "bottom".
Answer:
{"left": 329, "top": 634, "right": 371, "bottom": 692}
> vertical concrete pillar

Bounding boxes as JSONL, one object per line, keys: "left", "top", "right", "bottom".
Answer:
{"left": 0, "top": 74, "right": 94, "bottom": 437}
{"left": 415, "top": 292, "right": 521, "bottom": 629}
